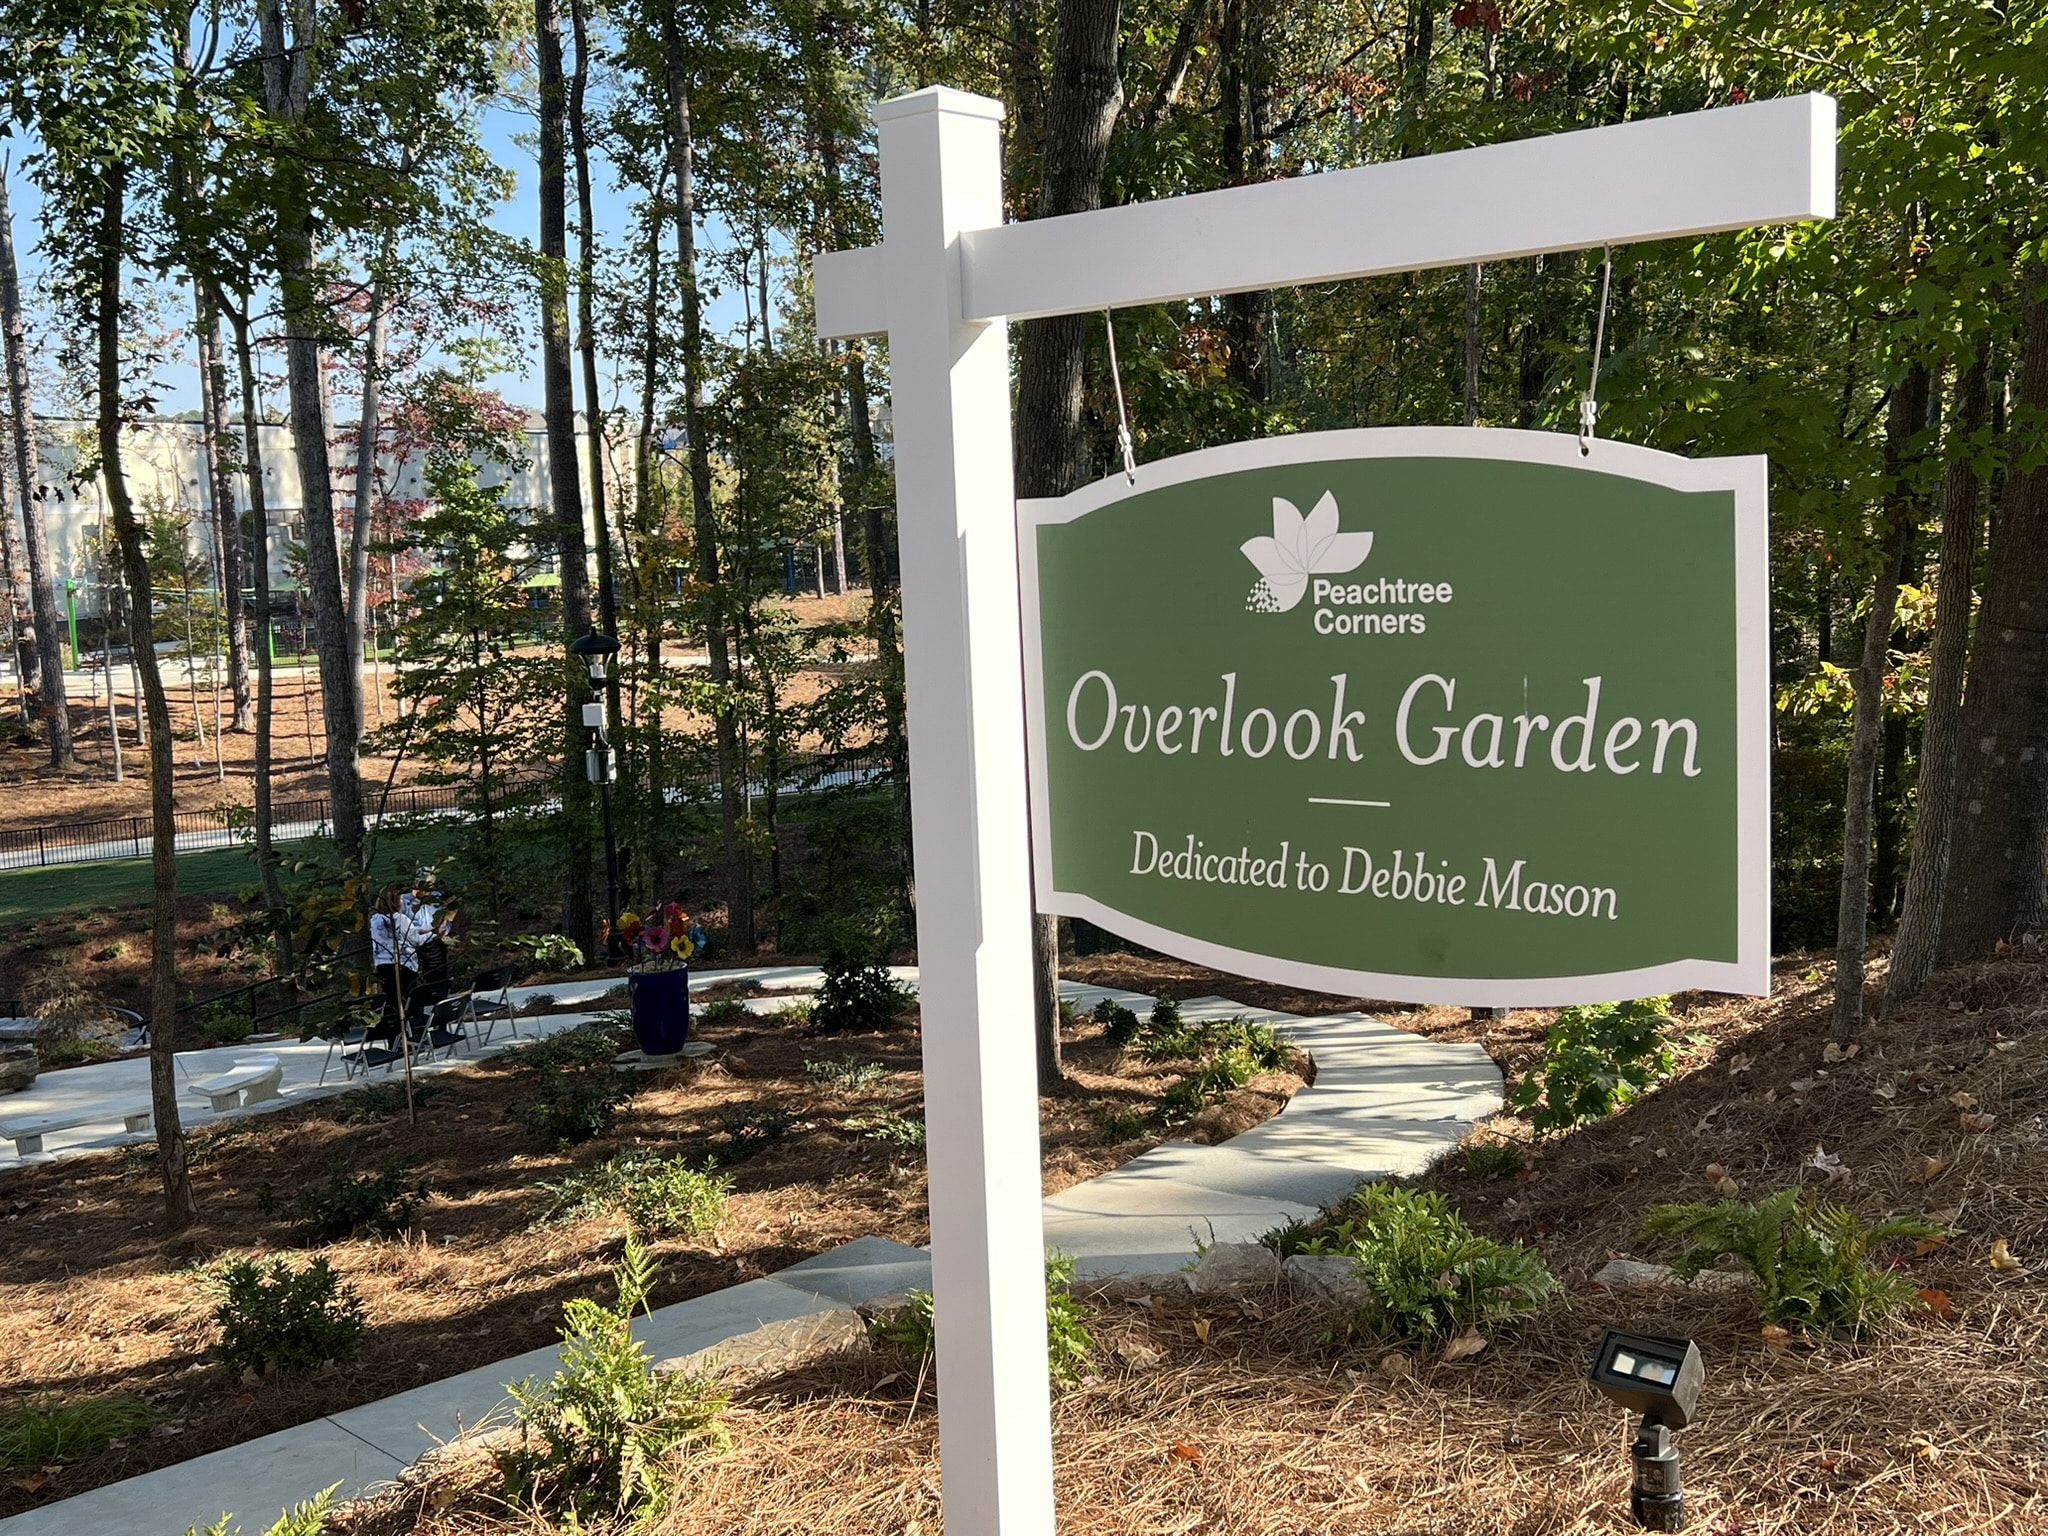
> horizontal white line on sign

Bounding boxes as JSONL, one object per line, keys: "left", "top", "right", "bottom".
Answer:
{"left": 1308, "top": 797, "right": 1392, "bottom": 808}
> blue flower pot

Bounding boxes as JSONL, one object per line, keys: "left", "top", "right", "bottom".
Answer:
{"left": 626, "top": 966, "right": 691, "bottom": 1056}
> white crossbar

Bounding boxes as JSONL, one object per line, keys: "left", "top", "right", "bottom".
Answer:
{"left": 816, "top": 93, "right": 1834, "bottom": 337}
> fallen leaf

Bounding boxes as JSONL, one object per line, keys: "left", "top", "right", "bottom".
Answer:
{"left": 1960, "top": 1112, "right": 1998, "bottom": 1133}
{"left": 1873, "top": 1083, "right": 1897, "bottom": 1101}
{"left": 1192, "top": 1318, "right": 1212, "bottom": 1343}
{"left": 1917, "top": 1288, "right": 1955, "bottom": 1320}
{"left": 1912, "top": 1434, "right": 1941, "bottom": 1460}
{"left": 1822, "top": 1041, "right": 1860, "bottom": 1063}
{"left": 1761, "top": 1324, "right": 1792, "bottom": 1349}
{"left": 1703, "top": 1162, "right": 1741, "bottom": 1198}
{"left": 1949, "top": 1091, "right": 1979, "bottom": 1111}
{"left": 1989, "top": 1239, "right": 2025, "bottom": 1273}
{"left": 9, "top": 1475, "right": 45, "bottom": 1495}
{"left": 1804, "top": 1145, "right": 1848, "bottom": 1182}
{"left": 1789, "top": 1078, "right": 1817, "bottom": 1096}
{"left": 1442, "top": 1328, "right": 1488, "bottom": 1362}
{"left": 1379, "top": 1352, "right": 1414, "bottom": 1380}
{"left": 1169, "top": 1442, "right": 1203, "bottom": 1465}
{"left": 1926, "top": 1206, "right": 1963, "bottom": 1225}
{"left": 1995, "top": 1040, "right": 2018, "bottom": 1053}
{"left": 1727, "top": 1053, "right": 1754, "bottom": 1077}
{"left": 873, "top": 1372, "right": 906, "bottom": 1390}
{"left": 1913, "top": 1234, "right": 1949, "bottom": 1257}
{"left": 1908, "top": 1157, "right": 1948, "bottom": 1185}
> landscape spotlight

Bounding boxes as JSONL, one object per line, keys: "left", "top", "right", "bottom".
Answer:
{"left": 1588, "top": 1328, "right": 1703, "bottom": 1533}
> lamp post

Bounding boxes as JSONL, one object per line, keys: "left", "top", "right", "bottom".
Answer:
{"left": 568, "top": 629, "right": 623, "bottom": 956}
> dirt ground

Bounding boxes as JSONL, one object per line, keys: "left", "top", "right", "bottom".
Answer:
{"left": 0, "top": 589, "right": 877, "bottom": 834}
{"left": 0, "top": 991, "right": 1303, "bottom": 1518}
{"left": 328, "top": 948, "right": 2047, "bottom": 1536}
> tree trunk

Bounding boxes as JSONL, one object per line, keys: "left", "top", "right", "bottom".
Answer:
{"left": 0, "top": 435, "right": 25, "bottom": 723}
{"left": 665, "top": 27, "right": 753, "bottom": 950}
{"left": 1014, "top": 0, "right": 1123, "bottom": 1085}
{"left": 260, "top": 0, "right": 365, "bottom": 866}
{"left": 194, "top": 289, "right": 249, "bottom": 731}
{"left": 95, "top": 166, "right": 195, "bottom": 1228}
{"left": 1463, "top": 264, "right": 1481, "bottom": 426}
{"left": 569, "top": 0, "right": 615, "bottom": 644}
{"left": 1218, "top": 0, "right": 1273, "bottom": 402}
{"left": 1942, "top": 270, "right": 2048, "bottom": 959}
{"left": 346, "top": 262, "right": 388, "bottom": 743}
{"left": 0, "top": 169, "right": 72, "bottom": 768}
{"left": 539, "top": 0, "right": 598, "bottom": 959}
{"left": 1834, "top": 366, "right": 1928, "bottom": 1038}
{"left": 1888, "top": 349, "right": 1990, "bottom": 1010}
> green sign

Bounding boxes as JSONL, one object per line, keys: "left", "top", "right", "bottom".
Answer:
{"left": 1021, "top": 428, "right": 1769, "bottom": 1006}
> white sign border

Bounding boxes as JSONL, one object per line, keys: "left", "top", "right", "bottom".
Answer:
{"left": 1019, "top": 425, "right": 1771, "bottom": 1008}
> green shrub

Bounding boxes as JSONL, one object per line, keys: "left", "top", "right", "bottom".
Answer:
{"left": 1509, "top": 997, "right": 1675, "bottom": 1133}
{"left": 812, "top": 934, "right": 913, "bottom": 1033}
{"left": 1206, "top": 1016, "right": 1289, "bottom": 1071}
{"left": 714, "top": 1104, "right": 792, "bottom": 1160}
{"left": 328, "top": 1081, "right": 451, "bottom": 1125}
{"left": 214, "top": 1256, "right": 366, "bottom": 1376}
{"left": 1092, "top": 1106, "right": 1148, "bottom": 1142}
{"left": 193, "top": 998, "right": 255, "bottom": 1044}
{"left": 696, "top": 997, "right": 750, "bottom": 1026}
{"left": 522, "top": 1025, "right": 623, "bottom": 1074}
{"left": 1092, "top": 1000, "right": 1141, "bottom": 1046}
{"left": 870, "top": 1252, "right": 1092, "bottom": 1386}
{"left": 771, "top": 998, "right": 815, "bottom": 1027}
{"left": 619, "top": 1157, "right": 731, "bottom": 1238}
{"left": 258, "top": 1161, "right": 429, "bottom": 1240}
{"left": 1463, "top": 1140, "right": 1525, "bottom": 1180}
{"left": 0, "top": 1395, "right": 162, "bottom": 1467}
{"left": 807, "top": 1056, "right": 887, "bottom": 1090}
{"left": 500, "top": 1239, "right": 729, "bottom": 1525}
{"left": 1294, "top": 1184, "right": 1559, "bottom": 1341}
{"left": 184, "top": 1488, "right": 337, "bottom": 1536}
{"left": 507, "top": 933, "right": 585, "bottom": 976}
{"left": 846, "top": 1109, "right": 926, "bottom": 1147}
{"left": 522, "top": 1075, "right": 634, "bottom": 1146}
{"left": 1640, "top": 1190, "right": 1945, "bottom": 1335}
{"left": 1158, "top": 1045, "right": 1259, "bottom": 1126}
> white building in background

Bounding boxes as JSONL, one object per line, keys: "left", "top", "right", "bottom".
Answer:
{"left": 14, "top": 413, "right": 626, "bottom": 619}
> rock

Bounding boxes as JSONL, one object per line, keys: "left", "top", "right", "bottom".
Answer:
{"left": 660, "top": 1306, "right": 870, "bottom": 1379}
{"left": 1283, "top": 1252, "right": 1371, "bottom": 1310}
{"left": 1186, "top": 1241, "right": 1283, "bottom": 1296}
{"left": 0, "top": 1045, "right": 36, "bottom": 1094}
{"left": 1594, "top": 1258, "right": 1754, "bottom": 1294}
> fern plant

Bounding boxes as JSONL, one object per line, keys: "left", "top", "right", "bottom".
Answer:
{"left": 1640, "top": 1190, "right": 1944, "bottom": 1335}
{"left": 870, "top": 1251, "right": 1094, "bottom": 1387}
{"left": 501, "top": 1238, "right": 730, "bottom": 1526}
{"left": 185, "top": 1487, "right": 337, "bottom": 1536}
{"left": 1296, "top": 1184, "right": 1558, "bottom": 1340}
{"left": 1509, "top": 997, "right": 1675, "bottom": 1132}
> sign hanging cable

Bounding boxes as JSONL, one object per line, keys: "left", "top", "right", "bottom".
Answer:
{"left": 1105, "top": 310, "right": 1137, "bottom": 484}
{"left": 1579, "top": 245, "right": 1614, "bottom": 458}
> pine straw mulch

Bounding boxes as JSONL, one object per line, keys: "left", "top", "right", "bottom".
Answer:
{"left": 337, "top": 948, "right": 2046, "bottom": 1535}
{"left": 0, "top": 999, "right": 1305, "bottom": 1518}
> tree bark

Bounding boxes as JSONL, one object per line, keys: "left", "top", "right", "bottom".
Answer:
{"left": 0, "top": 169, "right": 72, "bottom": 768}
{"left": 0, "top": 429, "right": 25, "bottom": 722}
{"left": 539, "top": 0, "right": 598, "bottom": 959}
{"left": 195, "top": 289, "right": 250, "bottom": 730}
{"left": 1942, "top": 270, "right": 2048, "bottom": 959}
{"left": 1463, "top": 264, "right": 1481, "bottom": 426}
{"left": 568, "top": 0, "right": 615, "bottom": 644}
{"left": 665, "top": 27, "right": 753, "bottom": 950}
{"left": 346, "top": 262, "right": 388, "bottom": 743}
{"left": 1834, "top": 366, "right": 1928, "bottom": 1038}
{"left": 95, "top": 166, "right": 195, "bottom": 1228}
{"left": 1014, "top": 0, "right": 1123, "bottom": 1084}
{"left": 259, "top": 0, "right": 366, "bottom": 865}
{"left": 1888, "top": 348, "right": 1990, "bottom": 1010}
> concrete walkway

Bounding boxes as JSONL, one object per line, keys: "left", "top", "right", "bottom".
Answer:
{"left": 0, "top": 982, "right": 1501, "bottom": 1534}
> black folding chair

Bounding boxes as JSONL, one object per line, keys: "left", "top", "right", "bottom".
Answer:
{"left": 462, "top": 967, "right": 522, "bottom": 1046}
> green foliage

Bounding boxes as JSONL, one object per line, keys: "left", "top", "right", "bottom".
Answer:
{"left": 1463, "top": 1140, "right": 1525, "bottom": 1180}
{"left": 184, "top": 1488, "right": 337, "bottom": 1536}
{"left": 845, "top": 1109, "right": 926, "bottom": 1147}
{"left": 1291, "top": 1185, "right": 1559, "bottom": 1341}
{"left": 0, "top": 1395, "right": 162, "bottom": 1467}
{"left": 213, "top": 1257, "right": 366, "bottom": 1376}
{"left": 619, "top": 1157, "right": 731, "bottom": 1238}
{"left": 1092, "top": 999, "right": 1142, "bottom": 1045}
{"left": 507, "top": 933, "right": 585, "bottom": 975}
{"left": 1509, "top": 998, "right": 1675, "bottom": 1133}
{"left": 521, "top": 1025, "right": 625, "bottom": 1074}
{"left": 812, "top": 941, "right": 912, "bottom": 1034}
{"left": 256, "top": 1161, "right": 430, "bottom": 1240}
{"left": 1092, "top": 1106, "right": 1148, "bottom": 1142}
{"left": 696, "top": 997, "right": 751, "bottom": 1026}
{"left": 1640, "top": 1190, "right": 1945, "bottom": 1335}
{"left": 713, "top": 1104, "right": 792, "bottom": 1160}
{"left": 522, "top": 1075, "right": 635, "bottom": 1146}
{"left": 192, "top": 998, "right": 255, "bottom": 1044}
{"left": 806, "top": 1056, "right": 888, "bottom": 1090}
{"left": 327, "top": 1081, "right": 452, "bottom": 1125}
{"left": 500, "top": 1239, "right": 729, "bottom": 1525}
{"left": 871, "top": 1253, "right": 1092, "bottom": 1387}
{"left": 1158, "top": 1044, "right": 1259, "bottom": 1126}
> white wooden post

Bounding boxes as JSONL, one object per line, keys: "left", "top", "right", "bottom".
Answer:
{"left": 874, "top": 88, "right": 1057, "bottom": 1535}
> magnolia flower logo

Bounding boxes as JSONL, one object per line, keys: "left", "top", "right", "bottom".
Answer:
{"left": 1241, "top": 492, "right": 1374, "bottom": 613}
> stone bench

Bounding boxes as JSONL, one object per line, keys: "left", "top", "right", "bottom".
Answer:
{"left": 0, "top": 1102, "right": 153, "bottom": 1157}
{"left": 185, "top": 1054, "right": 285, "bottom": 1112}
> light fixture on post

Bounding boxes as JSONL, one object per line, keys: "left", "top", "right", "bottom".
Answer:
{"left": 1588, "top": 1328, "right": 1704, "bottom": 1532}
{"left": 567, "top": 629, "right": 623, "bottom": 955}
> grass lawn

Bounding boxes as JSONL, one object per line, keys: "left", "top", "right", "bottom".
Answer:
{"left": 0, "top": 827, "right": 467, "bottom": 925}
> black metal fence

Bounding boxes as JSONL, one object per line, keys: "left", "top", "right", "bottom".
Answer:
{"left": 0, "top": 782, "right": 476, "bottom": 873}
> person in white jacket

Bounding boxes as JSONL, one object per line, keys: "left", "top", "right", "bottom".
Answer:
{"left": 370, "top": 882, "right": 436, "bottom": 1030}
